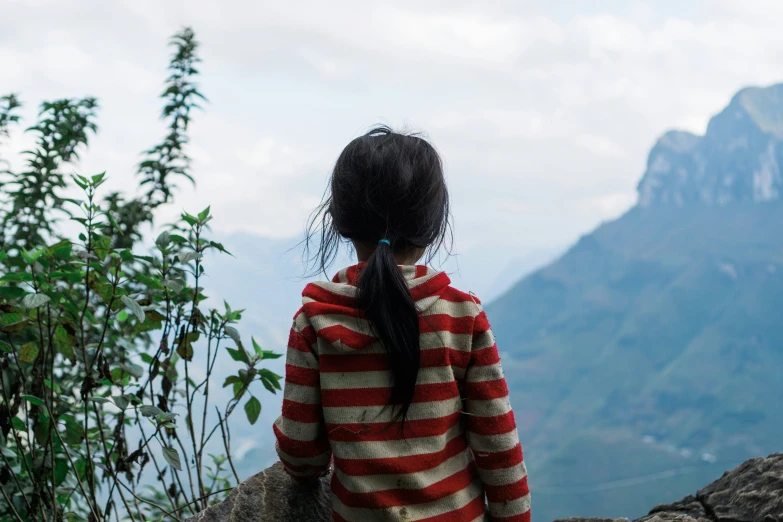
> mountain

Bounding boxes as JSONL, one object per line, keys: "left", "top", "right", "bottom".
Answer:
{"left": 488, "top": 83, "right": 783, "bottom": 521}
{"left": 638, "top": 85, "right": 783, "bottom": 207}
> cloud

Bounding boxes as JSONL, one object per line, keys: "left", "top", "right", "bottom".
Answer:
{"left": 1, "top": 0, "right": 781, "bottom": 252}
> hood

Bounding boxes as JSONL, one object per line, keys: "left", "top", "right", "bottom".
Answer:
{"left": 301, "top": 263, "right": 451, "bottom": 352}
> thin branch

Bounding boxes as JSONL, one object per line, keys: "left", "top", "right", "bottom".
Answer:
{"left": 0, "top": 483, "right": 26, "bottom": 522}
{"left": 157, "top": 487, "right": 232, "bottom": 521}
{"left": 92, "top": 402, "right": 137, "bottom": 522}
{"left": 216, "top": 409, "right": 240, "bottom": 484}
{"left": 47, "top": 407, "right": 102, "bottom": 522}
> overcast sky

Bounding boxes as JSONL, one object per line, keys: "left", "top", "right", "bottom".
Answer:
{"left": 2, "top": 0, "right": 783, "bottom": 258}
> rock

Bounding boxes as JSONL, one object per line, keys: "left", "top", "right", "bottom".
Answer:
{"left": 634, "top": 516, "right": 702, "bottom": 522}
{"left": 186, "top": 462, "right": 331, "bottom": 522}
{"left": 634, "top": 453, "right": 783, "bottom": 522}
{"left": 554, "top": 518, "right": 629, "bottom": 522}
{"left": 697, "top": 453, "right": 783, "bottom": 522}
{"left": 637, "top": 495, "right": 710, "bottom": 521}
{"left": 189, "top": 454, "right": 783, "bottom": 522}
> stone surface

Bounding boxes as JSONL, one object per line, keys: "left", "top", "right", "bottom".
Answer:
{"left": 697, "top": 453, "right": 783, "bottom": 522}
{"left": 647, "top": 495, "right": 707, "bottom": 519}
{"left": 186, "top": 462, "right": 331, "bottom": 522}
{"left": 634, "top": 515, "right": 702, "bottom": 522}
{"left": 634, "top": 495, "right": 710, "bottom": 521}
{"left": 188, "top": 454, "right": 783, "bottom": 522}
{"left": 554, "top": 518, "right": 629, "bottom": 522}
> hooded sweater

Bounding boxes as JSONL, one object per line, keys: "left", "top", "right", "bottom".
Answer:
{"left": 273, "top": 264, "right": 530, "bottom": 522}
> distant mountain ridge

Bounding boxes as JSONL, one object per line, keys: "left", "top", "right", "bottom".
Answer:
{"left": 488, "top": 83, "right": 783, "bottom": 520}
{"left": 638, "top": 84, "right": 783, "bottom": 207}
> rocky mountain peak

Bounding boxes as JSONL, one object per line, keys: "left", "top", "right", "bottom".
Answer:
{"left": 638, "top": 83, "right": 783, "bottom": 207}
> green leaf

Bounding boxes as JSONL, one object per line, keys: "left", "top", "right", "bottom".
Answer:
{"left": 114, "top": 395, "right": 129, "bottom": 410}
{"left": 0, "top": 272, "right": 33, "bottom": 283}
{"left": 0, "top": 446, "right": 15, "bottom": 458}
{"left": 49, "top": 240, "right": 73, "bottom": 260}
{"left": 155, "top": 230, "right": 171, "bottom": 249}
{"left": 54, "top": 324, "right": 76, "bottom": 356}
{"left": 71, "top": 175, "right": 88, "bottom": 190}
{"left": 136, "top": 273, "right": 164, "bottom": 290}
{"left": 224, "top": 326, "right": 241, "bottom": 345}
{"left": 74, "top": 458, "right": 88, "bottom": 480}
{"left": 232, "top": 381, "right": 246, "bottom": 400}
{"left": 35, "top": 414, "right": 51, "bottom": 446}
{"left": 21, "top": 247, "right": 45, "bottom": 264}
{"left": 252, "top": 338, "right": 281, "bottom": 360}
{"left": 244, "top": 396, "right": 261, "bottom": 425}
{"left": 122, "top": 362, "right": 144, "bottom": 379}
{"left": 209, "top": 241, "right": 231, "bottom": 255}
{"left": 222, "top": 375, "right": 240, "bottom": 387}
{"left": 121, "top": 295, "right": 145, "bottom": 322}
{"left": 197, "top": 206, "right": 211, "bottom": 222}
{"left": 261, "top": 350, "right": 282, "bottom": 361}
{"left": 176, "top": 338, "right": 194, "bottom": 361}
{"left": 157, "top": 412, "right": 178, "bottom": 422}
{"left": 91, "top": 172, "right": 106, "bottom": 185}
{"left": 162, "top": 446, "right": 182, "bottom": 471}
{"left": 163, "top": 279, "right": 184, "bottom": 293}
{"left": 145, "top": 309, "right": 167, "bottom": 322}
{"left": 178, "top": 251, "right": 199, "bottom": 264}
{"left": 54, "top": 459, "right": 69, "bottom": 486}
{"left": 226, "top": 347, "right": 248, "bottom": 364}
{"left": 19, "top": 342, "right": 40, "bottom": 363}
{"left": 44, "top": 379, "right": 62, "bottom": 393}
{"left": 251, "top": 337, "right": 264, "bottom": 356}
{"left": 21, "top": 293, "right": 51, "bottom": 309}
{"left": 139, "top": 405, "right": 163, "bottom": 417}
{"left": 89, "top": 397, "right": 110, "bottom": 404}
{"left": 64, "top": 417, "right": 85, "bottom": 445}
{"left": 93, "top": 234, "right": 112, "bottom": 261}
{"left": 181, "top": 213, "right": 198, "bottom": 226}
{"left": 11, "top": 417, "right": 26, "bottom": 431}
{"left": 21, "top": 395, "right": 45, "bottom": 407}
{"left": 260, "top": 369, "right": 283, "bottom": 394}
{"left": 0, "top": 286, "right": 27, "bottom": 299}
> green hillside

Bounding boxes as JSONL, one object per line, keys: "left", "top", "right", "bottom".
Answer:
{"left": 488, "top": 84, "right": 783, "bottom": 521}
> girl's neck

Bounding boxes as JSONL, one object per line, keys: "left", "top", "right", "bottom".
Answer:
{"left": 353, "top": 241, "right": 426, "bottom": 266}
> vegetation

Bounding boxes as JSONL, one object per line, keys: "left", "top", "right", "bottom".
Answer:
{"left": 0, "top": 28, "right": 281, "bottom": 521}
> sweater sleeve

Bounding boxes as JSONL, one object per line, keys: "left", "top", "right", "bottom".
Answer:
{"left": 464, "top": 302, "right": 531, "bottom": 521}
{"left": 273, "top": 314, "right": 332, "bottom": 482}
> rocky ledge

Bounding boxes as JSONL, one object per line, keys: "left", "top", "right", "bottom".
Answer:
{"left": 188, "top": 453, "right": 783, "bottom": 522}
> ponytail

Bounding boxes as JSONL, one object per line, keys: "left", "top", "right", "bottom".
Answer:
{"left": 356, "top": 239, "right": 420, "bottom": 423}
{"left": 304, "top": 126, "right": 451, "bottom": 426}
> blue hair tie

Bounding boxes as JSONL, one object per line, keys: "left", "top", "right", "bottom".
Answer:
{"left": 378, "top": 239, "right": 391, "bottom": 246}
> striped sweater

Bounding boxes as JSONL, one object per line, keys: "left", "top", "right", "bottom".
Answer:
{"left": 273, "top": 264, "right": 530, "bottom": 522}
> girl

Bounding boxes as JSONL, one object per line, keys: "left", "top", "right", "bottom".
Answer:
{"left": 273, "top": 126, "right": 530, "bottom": 522}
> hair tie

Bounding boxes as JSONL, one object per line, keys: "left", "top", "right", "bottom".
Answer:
{"left": 378, "top": 239, "right": 391, "bottom": 246}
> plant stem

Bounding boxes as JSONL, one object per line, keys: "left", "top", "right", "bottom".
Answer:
{"left": 0, "top": 483, "right": 26, "bottom": 522}
{"left": 216, "top": 409, "right": 240, "bottom": 484}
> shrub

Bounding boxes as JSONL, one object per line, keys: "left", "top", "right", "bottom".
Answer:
{"left": 0, "top": 28, "right": 280, "bottom": 522}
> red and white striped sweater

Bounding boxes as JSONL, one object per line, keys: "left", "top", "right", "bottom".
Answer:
{"left": 273, "top": 264, "right": 530, "bottom": 522}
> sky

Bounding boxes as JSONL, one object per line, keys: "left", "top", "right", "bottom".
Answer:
{"left": 3, "top": 0, "right": 783, "bottom": 479}
{"left": 2, "top": 0, "right": 783, "bottom": 262}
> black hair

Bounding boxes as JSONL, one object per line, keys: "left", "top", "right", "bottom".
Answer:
{"left": 304, "top": 125, "right": 452, "bottom": 423}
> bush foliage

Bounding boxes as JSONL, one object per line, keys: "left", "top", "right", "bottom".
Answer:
{"left": 0, "top": 28, "right": 280, "bottom": 522}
